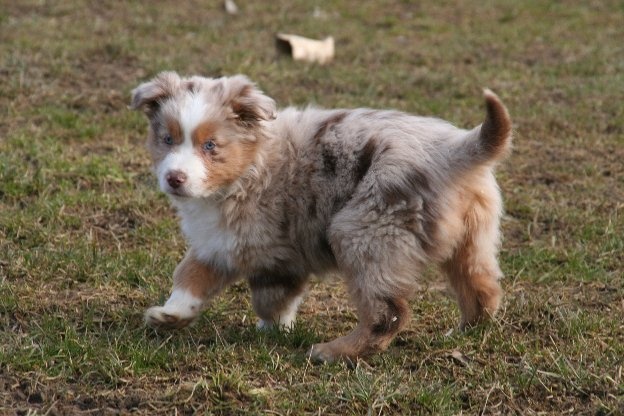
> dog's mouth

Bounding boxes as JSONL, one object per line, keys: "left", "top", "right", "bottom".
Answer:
{"left": 166, "top": 188, "right": 192, "bottom": 198}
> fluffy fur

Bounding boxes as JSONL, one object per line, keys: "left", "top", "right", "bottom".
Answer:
{"left": 131, "top": 71, "right": 512, "bottom": 363}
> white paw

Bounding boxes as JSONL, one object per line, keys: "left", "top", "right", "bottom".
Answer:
{"left": 256, "top": 294, "right": 303, "bottom": 331}
{"left": 256, "top": 318, "right": 295, "bottom": 332}
{"left": 144, "top": 306, "right": 195, "bottom": 329}
{"left": 307, "top": 342, "right": 337, "bottom": 364}
{"left": 256, "top": 317, "right": 295, "bottom": 332}
{"left": 256, "top": 319, "right": 274, "bottom": 330}
{"left": 144, "top": 289, "right": 204, "bottom": 330}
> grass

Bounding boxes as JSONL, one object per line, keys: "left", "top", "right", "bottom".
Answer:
{"left": 1, "top": 0, "right": 623, "bottom": 414}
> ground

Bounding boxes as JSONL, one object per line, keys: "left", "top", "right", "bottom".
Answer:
{"left": 0, "top": 1, "right": 623, "bottom": 415}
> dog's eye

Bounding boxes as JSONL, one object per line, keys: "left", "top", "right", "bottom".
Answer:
{"left": 163, "top": 135, "right": 174, "bottom": 145}
{"left": 203, "top": 140, "right": 216, "bottom": 151}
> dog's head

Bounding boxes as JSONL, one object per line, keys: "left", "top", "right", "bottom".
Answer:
{"left": 131, "top": 72, "right": 276, "bottom": 198}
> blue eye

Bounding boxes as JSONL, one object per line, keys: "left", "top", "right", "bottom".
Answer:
{"left": 164, "top": 135, "right": 173, "bottom": 145}
{"left": 203, "top": 140, "right": 216, "bottom": 151}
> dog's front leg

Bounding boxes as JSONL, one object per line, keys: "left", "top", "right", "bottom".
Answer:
{"left": 145, "top": 249, "right": 228, "bottom": 329}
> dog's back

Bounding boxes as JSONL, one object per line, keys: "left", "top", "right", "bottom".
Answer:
{"left": 269, "top": 90, "right": 511, "bottom": 265}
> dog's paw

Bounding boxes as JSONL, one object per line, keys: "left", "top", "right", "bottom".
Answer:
{"left": 256, "top": 319, "right": 295, "bottom": 332}
{"left": 307, "top": 342, "right": 342, "bottom": 364}
{"left": 144, "top": 306, "right": 194, "bottom": 330}
{"left": 256, "top": 319, "right": 273, "bottom": 331}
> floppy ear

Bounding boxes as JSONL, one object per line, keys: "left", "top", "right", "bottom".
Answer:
{"left": 130, "top": 71, "right": 181, "bottom": 116}
{"left": 216, "top": 75, "right": 277, "bottom": 125}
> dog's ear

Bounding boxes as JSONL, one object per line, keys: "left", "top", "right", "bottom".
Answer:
{"left": 130, "top": 71, "right": 181, "bottom": 116}
{"left": 215, "top": 75, "right": 276, "bottom": 125}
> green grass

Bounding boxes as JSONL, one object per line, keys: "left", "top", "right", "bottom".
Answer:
{"left": 1, "top": 0, "right": 623, "bottom": 414}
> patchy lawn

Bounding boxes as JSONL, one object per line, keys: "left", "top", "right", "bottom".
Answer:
{"left": 1, "top": 1, "right": 622, "bottom": 414}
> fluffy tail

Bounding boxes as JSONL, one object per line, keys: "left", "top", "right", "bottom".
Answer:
{"left": 459, "top": 89, "right": 512, "bottom": 165}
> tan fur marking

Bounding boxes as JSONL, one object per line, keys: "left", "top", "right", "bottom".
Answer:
{"left": 185, "top": 121, "right": 260, "bottom": 190}
{"left": 191, "top": 121, "right": 218, "bottom": 147}
{"left": 443, "top": 183, "right": 503, "bottom": 328}
{"left": 205, "top": 139, "right": 258, "bottom": 189}
{"left": 443, "top": 244, "right": 502, "bottom": 328}
{"left": 166, "top": 117, "right": 183, "bottom": 145}
{"left": 173, "top": 250, "right": 224, "bottom": 299}
{"left": 309, "top": 296, "right": 410, "bottom": 363}
{"left": 480, "top": 90, "right": 512, "bottom": 160}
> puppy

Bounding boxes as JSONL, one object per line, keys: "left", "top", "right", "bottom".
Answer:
{"left": 131, "top": 72, "right": 512, "bottom": 363}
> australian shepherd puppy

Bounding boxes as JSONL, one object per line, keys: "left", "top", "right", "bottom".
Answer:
{"left": 131, "top": 72, "right": 512, "bottom": 363}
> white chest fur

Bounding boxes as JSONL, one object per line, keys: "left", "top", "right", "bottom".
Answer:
{"left": 174, "top": 198, "right": 238, "bottom": 272}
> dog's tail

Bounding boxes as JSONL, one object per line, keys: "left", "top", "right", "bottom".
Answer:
{"left": 457, "top": 89, "right": 512, "bottom": 166}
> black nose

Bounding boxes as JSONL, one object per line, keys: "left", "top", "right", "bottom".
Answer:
{"left": 166, "top": 171, "right": 187, "bottom": 189}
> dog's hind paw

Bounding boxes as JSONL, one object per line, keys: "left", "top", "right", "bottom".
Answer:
{"left": 144, "top": 306, "right": 194, "bottom": 329}
{"left": 307, "top": 342, "right": 352, "bottom": 365}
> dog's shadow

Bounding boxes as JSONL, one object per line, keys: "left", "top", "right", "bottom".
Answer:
{"left": 137, "top": 312, "right": 322, "bottom": 355}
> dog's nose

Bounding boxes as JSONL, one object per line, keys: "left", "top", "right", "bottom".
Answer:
{"left": 166, "top": 170, "right": 187, "bottom": 189}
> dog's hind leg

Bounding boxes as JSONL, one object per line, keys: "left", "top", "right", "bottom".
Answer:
{"left": 145, "top": 249, "right": 228, "bottom": 329}
{"left": 308, "top": 288, "right": 411, "bottom": 363}
{"left": 442, "top": 182, "right": 503, "bottom": 329}
{"left": 308, "top": 205, "right": 420, "bottom": 363}
{"left": 249, "top": 272, "right": 307, "bottom": 331}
